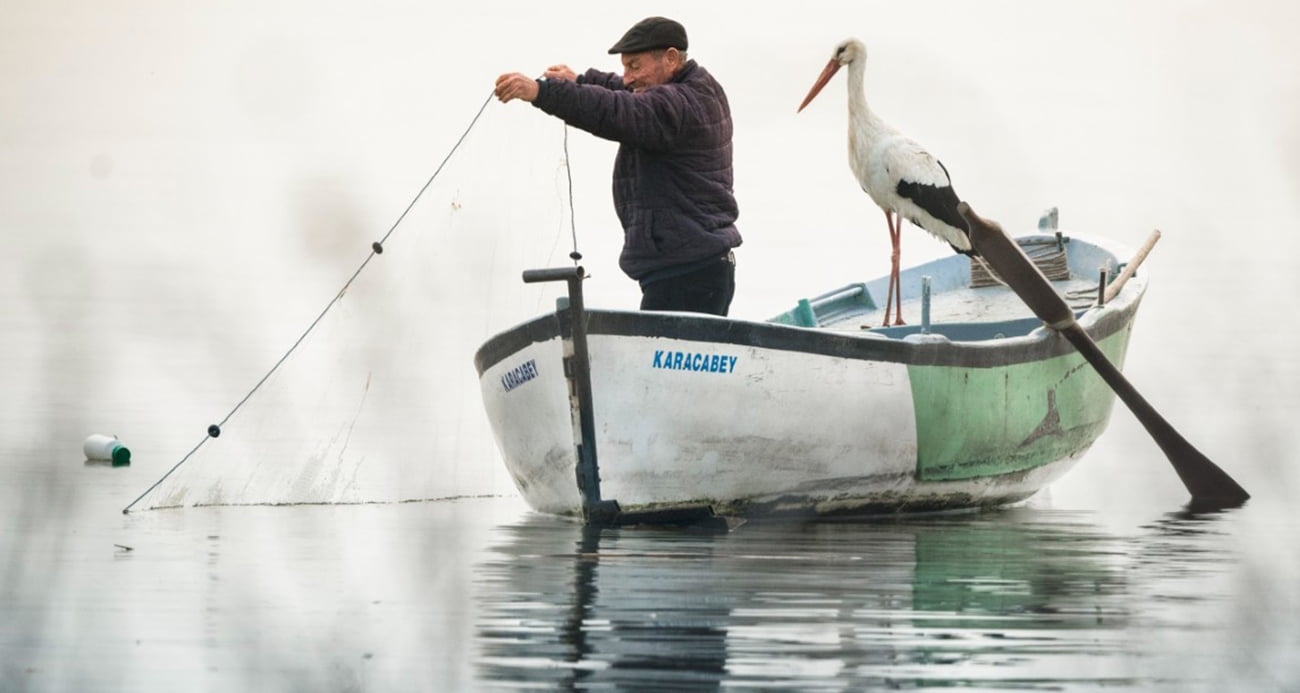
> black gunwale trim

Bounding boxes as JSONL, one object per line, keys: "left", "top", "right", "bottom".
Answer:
{"left": 474, "top": 312, "right": 563, "bottom": 375}
{"left": 472, "top": 301, "right": 1139, "bottom": 376}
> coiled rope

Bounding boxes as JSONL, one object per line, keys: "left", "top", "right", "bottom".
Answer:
{"left": 123, "top": 91, "right": 497, "bottom": 514}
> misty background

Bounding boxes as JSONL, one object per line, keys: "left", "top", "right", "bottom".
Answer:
{"left": 2, "top": 1, "right": 1299, "bottom": 687}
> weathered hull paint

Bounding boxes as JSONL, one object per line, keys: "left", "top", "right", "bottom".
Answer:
{"left": 909, "top": 326, "right": 1131, "bottom": 481}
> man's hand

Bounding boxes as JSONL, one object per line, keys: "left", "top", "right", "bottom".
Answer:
{"left": 494, "top": 73, "right": 540, "bottom": 103}
{"left": 542, "top": 64, "right": 577, "bottom": 82}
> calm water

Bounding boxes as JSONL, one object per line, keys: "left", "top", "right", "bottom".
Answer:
{"left": 2, "top": 457, "right": 1297, "bottom": 691}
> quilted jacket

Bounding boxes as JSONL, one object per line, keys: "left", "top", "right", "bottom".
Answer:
{"left": 531, "top": 60, "right": 742, "bottom": 280}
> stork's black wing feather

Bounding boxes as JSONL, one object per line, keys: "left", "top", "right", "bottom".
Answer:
{"left": 895, "top": 160, "right": 973, "bottom": 255}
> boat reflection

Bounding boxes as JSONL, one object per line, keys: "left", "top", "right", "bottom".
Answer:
{"left": 473, "top": 506, "right": 1236, "bottom": 689}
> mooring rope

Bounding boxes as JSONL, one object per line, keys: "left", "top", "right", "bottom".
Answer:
{"left": 123, "top": 90, "right": 496, "bottom": 514}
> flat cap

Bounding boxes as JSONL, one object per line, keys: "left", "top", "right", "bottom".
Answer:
{"left": 608, "top": 16, "right": 688, "bottom": 54}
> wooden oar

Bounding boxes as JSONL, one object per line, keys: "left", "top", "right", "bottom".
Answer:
{"left": 957, "top": 202, "right": 1249, "bottom": 509}
{"left": 1103, "top": 229, "right": 1160, "bottom": 304}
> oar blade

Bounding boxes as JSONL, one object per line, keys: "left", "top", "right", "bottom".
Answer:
{"left": 1057, "top": 324, "right": 1250, "bottom": 509}
{"left": 957, "top": 202, "right": 1249, "bottom": 509}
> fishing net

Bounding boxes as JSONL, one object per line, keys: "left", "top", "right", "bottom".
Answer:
{"left": 126, "top": 96, "right": 615, "bottom": 511}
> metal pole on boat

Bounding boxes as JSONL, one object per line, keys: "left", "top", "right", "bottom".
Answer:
{"left": 521, "top": 266, "right": 615, "bottom": 525}
{"left": 921, "top": 276, "right": 932, "bottom": 334}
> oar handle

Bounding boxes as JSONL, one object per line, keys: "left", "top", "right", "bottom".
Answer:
{"left": 523, "top": 266, "right": 585, "bottom": 284}
{"left": 1103, "top": 229, "right": 1161, "bottom": 304}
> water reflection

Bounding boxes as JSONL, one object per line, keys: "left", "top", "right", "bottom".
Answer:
{"left": 473, "top": 507, "right": 1213, "bottom": 690}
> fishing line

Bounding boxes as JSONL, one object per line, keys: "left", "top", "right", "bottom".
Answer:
{"left": 123, "top": 90, "right": 496, "bottom": 514}
{"left": 563, "top": 125, "right": 582, "bottom": 264}
{"left": 537, "top": 70, "right": 582, "bottom": 267}
{"left": 539, "top": 124, "right": 584, "bottom": 313}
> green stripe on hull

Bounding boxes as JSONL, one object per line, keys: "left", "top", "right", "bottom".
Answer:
{"left": 909, "top": 328, "right": 1131, "bottom": 481}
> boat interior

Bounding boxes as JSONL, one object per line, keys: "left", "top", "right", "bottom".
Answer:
{"left": 768, "top": 234, "right": 1122, "bottom": 343}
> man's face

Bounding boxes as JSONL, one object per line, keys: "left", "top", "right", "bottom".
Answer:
{"left": 621, "top": 49, "right": 677, "bottom": 93}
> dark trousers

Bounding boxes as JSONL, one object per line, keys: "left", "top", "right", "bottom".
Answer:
{"left": 639, "top": 253, "right": 736, "bottom": 317}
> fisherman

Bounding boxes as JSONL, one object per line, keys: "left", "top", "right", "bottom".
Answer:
{"left": 494, "top": 16, "right": 742, "bottom": 316}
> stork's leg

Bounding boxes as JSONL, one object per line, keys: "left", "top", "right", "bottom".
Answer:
{"left": 882, "top": 210, "right": 897, "bottom": 326}
{"left": 883, "top": 210, "right": 904, "bottom": 323}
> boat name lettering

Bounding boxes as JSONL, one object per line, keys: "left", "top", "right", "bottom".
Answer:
{"left": 651, "top": 350, "right": 738, "bottom": 374}
{"left": 501, "top": 359, "right": 539, "bottom": 392}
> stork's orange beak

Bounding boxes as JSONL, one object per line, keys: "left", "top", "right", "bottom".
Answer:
{"left": 798, "top": 58, "right": 841, "bottom": 113}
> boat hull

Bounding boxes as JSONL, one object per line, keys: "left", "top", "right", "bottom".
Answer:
{"left": 475, "top": 235, "right": 1143, "bottom": 519}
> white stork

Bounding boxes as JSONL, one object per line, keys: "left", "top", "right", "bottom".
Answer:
{"left": 798, "top": 38, "right": 975, "bottom": 326}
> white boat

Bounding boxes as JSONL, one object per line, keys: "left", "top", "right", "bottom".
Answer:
{"left": 474, "top": 227, "right": 1146, "bottom": 525}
